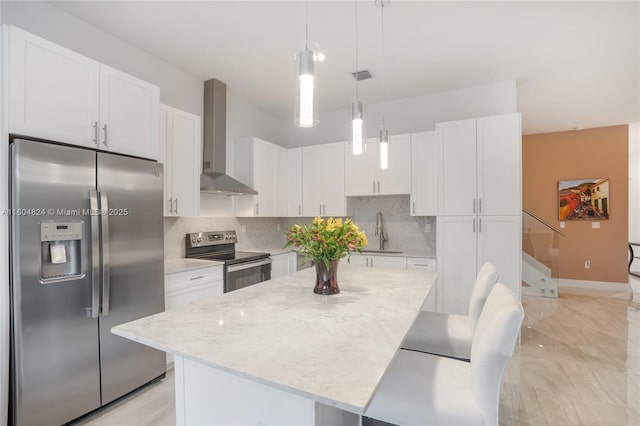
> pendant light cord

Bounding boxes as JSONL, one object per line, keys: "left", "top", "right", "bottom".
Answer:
{"left": 381, "top": 1, "right": 385, "bottom": 128}
{"left": 305, "top": 0, "right": 309, "bottom": 49}
{"left": 355, "top": 0, "right": 359, "bottom": 101}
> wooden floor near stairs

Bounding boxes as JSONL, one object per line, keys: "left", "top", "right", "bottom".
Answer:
{"left": 76, "top": 280, "right": 640, "bottom": 426}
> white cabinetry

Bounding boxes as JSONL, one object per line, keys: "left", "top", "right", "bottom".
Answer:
{"left": 271, "top": 252, "right": 297, "bottom": 279}
{"left": 8, "top": 26, "right": 159, "bottom": 159}
{"left": 406, "top": 257, "right": 436, "bottom": 271}
{"left": 302, "top": 142, "right": 346, "bottom": 217}
{"left": 347, "top": 254, "right": 407, "bottom": 269}
{"left": 345, "top": 134, "right": 411, "bottom": 196}
{"left": 235, "top": 137, "right": 285, "bottom": 217}
{"left": 410, "top": 131, "right": 438, "bottom": 216}
{"left": 437, "top": 114, "right": 521, "bottom": 216}
{"left": 287, "top": 148, "right": 303, "bottom": 217}
{"left": 158, "top": 104, "right": 201, "bottom": 217}
{"left": 98, "top": 65, "right": 160, "bottom": 159}
{"left": 436, "top": 113, "right": 522, "bottom": 314}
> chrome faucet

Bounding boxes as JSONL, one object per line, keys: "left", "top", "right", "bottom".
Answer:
{"left": 375, "top": 212, "right": 389, "bottom": 250}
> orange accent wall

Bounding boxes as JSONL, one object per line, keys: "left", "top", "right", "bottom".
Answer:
{"left": 523, "top": 125, "right": 628, "bottom": 284}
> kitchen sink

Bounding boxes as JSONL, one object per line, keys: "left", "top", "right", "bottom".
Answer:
{"left": 361, "top": 250, "right": 403, "bottom": 254}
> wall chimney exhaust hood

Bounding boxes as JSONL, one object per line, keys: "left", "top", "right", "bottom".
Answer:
{"left": 200, "top": 78, "right": 258, "bottom": 196}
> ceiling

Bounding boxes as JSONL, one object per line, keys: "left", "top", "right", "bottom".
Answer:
{"left": 51, "top": 1, "right": 639, "bottom": 135}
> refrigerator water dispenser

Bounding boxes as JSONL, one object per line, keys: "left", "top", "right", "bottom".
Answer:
{"left": 40, "top": 221, "right": 83, "bottom": 282}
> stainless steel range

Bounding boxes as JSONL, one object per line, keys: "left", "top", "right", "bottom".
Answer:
{"left": 185, "top": 231, "right": 271, "bottom": 292}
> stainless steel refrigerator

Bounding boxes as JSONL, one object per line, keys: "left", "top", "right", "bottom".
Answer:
{"left": 9, "top": 138, "right": 166, "bottom": 425}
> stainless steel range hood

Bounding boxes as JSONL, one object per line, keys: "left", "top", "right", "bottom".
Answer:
{"left": 200, "top": 78, "right": 258, "bottom": 195}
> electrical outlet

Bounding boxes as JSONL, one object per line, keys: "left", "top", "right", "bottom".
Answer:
{"left": 560, "top": 222, "right": 565, "bottom": 228}
{"left": 585, "top": 260, "right": 591, "bottom": 269}
{"left": 241, "top": 225, "right": 246, "bottom": 233}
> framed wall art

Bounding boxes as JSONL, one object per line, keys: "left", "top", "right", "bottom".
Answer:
{"left": 558, "top": 178, "right": 609, "bottom": 220}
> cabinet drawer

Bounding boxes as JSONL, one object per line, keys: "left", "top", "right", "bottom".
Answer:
{"left": 165, "top": 280, "right": 223, "bottom": 310}
{"left": 165, "top": 266, "right": 223, "bottom": 293}
{"left": 407, "top": 258, "right": 436, "bottom": 271}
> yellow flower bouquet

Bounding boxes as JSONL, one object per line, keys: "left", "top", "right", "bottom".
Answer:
{"left": 284, "top": 217, "right": 368, "bottom": 295}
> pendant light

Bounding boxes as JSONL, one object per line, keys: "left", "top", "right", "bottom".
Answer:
{"left": 294, "top": 1, "right": 319, "bottom": 127}
{"left": 378, "top": 0, "right": 389, "bottom": 169}
{"left": 351, "top": 0, "right": 364, "bottom": 155}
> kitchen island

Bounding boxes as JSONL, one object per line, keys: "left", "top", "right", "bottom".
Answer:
{"left": 112, "top": 265, "right": 436, "bottom": 426}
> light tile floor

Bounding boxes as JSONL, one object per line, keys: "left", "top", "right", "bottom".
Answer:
{"left": 77, "top": 281, "right": 640, "bottom": 426}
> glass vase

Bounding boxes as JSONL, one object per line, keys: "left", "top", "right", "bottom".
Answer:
{"left": 314, "top": 259, "right": 340, "bottom": 295}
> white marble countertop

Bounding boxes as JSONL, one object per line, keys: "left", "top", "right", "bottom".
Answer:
{"left": 112, "top": 267, "right": 436, "bottom": 414}
{"left": 164, "top": 258, "right": 224, "bottom": 275}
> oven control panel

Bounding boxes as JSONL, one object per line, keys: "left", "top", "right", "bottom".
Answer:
{"left": 186, "top": 231, "right": 237, "bottom": 248}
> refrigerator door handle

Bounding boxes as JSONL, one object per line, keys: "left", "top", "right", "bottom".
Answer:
{"left": 100, "top": 191, "right": 111, "bottom": 315}
{"left": 90, "top": 190, "right": 101, "bottom": 318}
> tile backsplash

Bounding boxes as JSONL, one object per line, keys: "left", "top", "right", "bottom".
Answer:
{"left": 164, "top": 195, "right": 436, "bottom": 258}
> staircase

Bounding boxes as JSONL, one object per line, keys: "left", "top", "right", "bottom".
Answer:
{"left": 522, "top": 209, "right": 563, "bottom": 299}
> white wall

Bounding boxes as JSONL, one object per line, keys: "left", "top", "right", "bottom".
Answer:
{"left": 629, "top": 122, "right": 640, "bottom": 242}
{"left": 280, "top": 80, "right": 518, "bottom": 147}
{"left": 1, "top": 1, "right": 203, "bottom": 115}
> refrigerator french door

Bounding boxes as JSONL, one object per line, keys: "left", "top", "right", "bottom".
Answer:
{"left": 9, "top": 139, "right": 166, "bottom": 426}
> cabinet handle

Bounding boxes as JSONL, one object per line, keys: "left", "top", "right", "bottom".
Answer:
{"left": 373, "top": 181, "right": 376, "bottom": 193}
{"left": 473, "top": 199, "right": 476, "bottom": 214}
{"left": 92, "top": 121, "right": 98, "bottom": 144}
{"left": 479, "top": 217, "right": 482, "bottom": 233}
{"left": 479, "top": 199, "right": 482, "bottom": 213}
{"left": 413, "top": 263, "right": 429, "bottom": 267}
{"left": 366, "top": 257, "right": 368, "bottom": 267}
{"left": 319, "top": 204, "right": 322, "bottom": 215}
{"left": 255, "top": 203, "right": 259, "bottom": 215}
{"left": 377, "top": 181, "right": 380, "bottom": 193}
{"left": 102, "top": 124, "right": 108, "bottom": 146}
{"left": 168, "top": 198, "right": 173, "bottom": 214}
{"left": 371, "top": 257, "right": 374, "bottom": 267}
{"left": 298, "top": 205, "right": 301, "bottom": 216}
{"left": 174, "top": 198, "right": 178, "bottom": 214}
{"left": 412, "top": 201, "right": 416, "bottom": 214}
{"left": 323, "top": 204, "right": 326, "bottom": 215}
{"left": 473, "top": 218, "right": 476, "bottom": 233}
{"left": 190, "top": 275, "right": 205, "bottom": 281}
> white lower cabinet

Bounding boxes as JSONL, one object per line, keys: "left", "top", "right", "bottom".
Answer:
{"left": 164, "top": 265, "right": 224, "bottom": 363}
{"left": 270, "top": 253, "right": 297, "bottom": 279}
{"left": 347, "top": 254, "right": 408, "bottom": 269}
{"left": 437, "top": 215, "right": 521, "bottom": 315}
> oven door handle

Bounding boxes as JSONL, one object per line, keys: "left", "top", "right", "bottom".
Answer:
{"left": 226, "top": 258, "right": 272, "bottom": 273}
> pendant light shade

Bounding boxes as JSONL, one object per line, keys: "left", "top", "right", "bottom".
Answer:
{"left": 294, "top": 48, "right": 319, "bottom": 127}
{"left": 294, "top": 2, "right": 319, "bottom": 128}
{"left": 351, "top": 0, "right": 364, "bottom": 155}
{"left": 352, "top": 101, "right": 363, "bottom": 155}
{"left": 379, "top": 127, "right": 389, "bottom": 169}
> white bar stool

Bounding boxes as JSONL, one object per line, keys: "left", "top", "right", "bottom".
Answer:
{"left": 402, "top": 262, "right": 498, "bottom": 360}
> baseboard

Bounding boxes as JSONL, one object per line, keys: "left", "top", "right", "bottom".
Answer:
{"left": 558, "top": 278, "right": 633, "bottom": 299}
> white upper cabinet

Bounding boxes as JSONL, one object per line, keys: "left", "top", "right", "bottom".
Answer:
{"left": 345, "top": 134, "right": 411, "bottom": 196}
{"left": 302, "top": 141, "right": 346, "bottom": 217}
{"left": 476, "top": 114, "right": 522, "bottom": 215}
{"left": 411, "top": 131, "right": 438, "bottom": 216}
{"left": 158, "top": 104, "right": 201, "bottom": 217}
{"left": 287, "top": 148, "right": 303, "bottom": 217}
{"left": 437, "top": 114, "right": 521, "bottom": 216}
{"left": 235, "top": 137, "right": 282, "bottom": 217}
{"left": 8, "top": 26, "right": 160, "bottom": 160}
{"left": 8, "top": 26, "right": 100, "bottom": 148}
{"left": 378, "top": 133, "right": 412, "bottom": 195}
{"left": 437, "top": 119, "right": 477, "bottom": 216}
{"left": 345, "top": 138, "right": 377, "bottom": 196}
{"left": 99, "top": 65, "right": 159, "bottom": 159}
{"left": 275, "top": 146, "right": 288, "bottom": 217}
